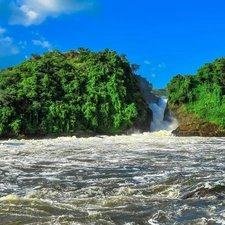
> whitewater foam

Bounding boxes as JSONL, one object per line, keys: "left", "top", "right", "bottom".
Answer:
{"left": 149, "top": 96, "right": 178, "bottom": 132}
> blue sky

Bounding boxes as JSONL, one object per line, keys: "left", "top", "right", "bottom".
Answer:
{"left": 0, "top": 0, "right": 225, "bottom": 88}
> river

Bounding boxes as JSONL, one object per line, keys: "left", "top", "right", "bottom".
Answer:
{"left": 0, "top": 132, "right": 225, "bottom": 224}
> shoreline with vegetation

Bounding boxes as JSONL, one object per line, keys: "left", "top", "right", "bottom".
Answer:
{"left": 2, "top": 47, "right": 225, "bottom": 137}
{"left": 167, "top": 57, "right": 225, "bottom": 136}
{"left": 0, "top": 48, "right": 152, "bottom": 138}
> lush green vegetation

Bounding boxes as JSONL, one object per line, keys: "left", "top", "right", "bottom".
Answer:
{"left": 152, "top": 88, "right": 167, "bottom": 98}
{"left": 167, "top": 57, "right": 225, "bottom": 129}
{"left": 0, "top": 48, "right": 149, "bottom": 136}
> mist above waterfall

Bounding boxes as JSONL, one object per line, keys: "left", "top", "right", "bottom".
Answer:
{"left": 149, "top": 96, "right": 178, "bottom": 132}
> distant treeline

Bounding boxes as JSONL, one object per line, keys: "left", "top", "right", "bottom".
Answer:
{"left": 0, "top": 48, "right": 149, "bottom": 136}
{"left": 167, "top": 57, "right": 225, "bottom": 129}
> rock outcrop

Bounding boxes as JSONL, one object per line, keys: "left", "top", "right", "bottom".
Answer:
{"left": 172, "top": 122, "right": 225, "bottom": 137}
{"left": 167, "top": 104, "right": 225, "bottom": 137}
{"left": 166, "top": 104, "right": 203, "bottom": 124}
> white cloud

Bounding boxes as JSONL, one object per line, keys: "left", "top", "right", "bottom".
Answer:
{"left": 0, "top": 27, "right": 19, "bottom": 57}
{"left": 32, "top": 39, "right": 52, "bottom": 50}
{"left": 151, "top": 73, "right": 156, "bottom": 78}
{"left": 144, "top": 60, "right": 150, "bottom": 65}
{"left": 151, "top": 67, "right": 156, "bottom": 71}
{"left": 0, "top": 37, "right": 19, "bottom": 57}
{"left": 3, "top": 0, "right": 98, "bottom": 26}
{"left": 19, "top": 40, "right": 27, "bottom": 49}
{"left": 0, "top": 27, "right": 6, "bottom": 35}
{"left": 158, "top": 63, "right": 165, "bottom": 68}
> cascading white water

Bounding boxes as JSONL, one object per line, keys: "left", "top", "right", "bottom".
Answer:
{"left": 149, "top": 96, "right": 177, "bottom": 132}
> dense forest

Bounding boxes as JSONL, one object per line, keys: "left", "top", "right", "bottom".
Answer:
{"left": 167, "top": 57, "right": 225, "bottom": 129}
{"left": 0, "top": 48, "right": 149, "bottom": 137}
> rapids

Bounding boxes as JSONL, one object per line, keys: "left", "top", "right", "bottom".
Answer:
{"left": 1, "top": 133, "right": 225, "bottom": 224}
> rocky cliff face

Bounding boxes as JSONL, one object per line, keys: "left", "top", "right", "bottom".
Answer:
{"left": 166, "top": 104, "right": 202, "bottom": 124}
{"left": 136, "top": 75, "right": 159, "bottom": 104}
{"left": 172, "top": 122, "right": 225, "bottom": 137}
{"left": 167, "top": 104, "right": 225, "bottom": 137}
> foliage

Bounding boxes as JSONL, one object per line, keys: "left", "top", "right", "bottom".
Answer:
{"left": 0, "top": 48, "right": 148, "bottom": 136}
{"left": 167, "top": 57, "right": 225, "bottom": 129}
{"left": 152, "top": 88, "right": 168, "bottom": 98}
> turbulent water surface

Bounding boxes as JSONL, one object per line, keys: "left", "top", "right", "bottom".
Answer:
{"left": 1, "top": 132, "right": 225, "bottom": 224}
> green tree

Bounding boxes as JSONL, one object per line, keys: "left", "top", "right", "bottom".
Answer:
{"left": 0, "top": 48, "right": 149, "bottom": 136}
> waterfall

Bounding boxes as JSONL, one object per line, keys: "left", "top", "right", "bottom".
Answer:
{"left": 149, "top": 96, "right": 177, "bottom": 132}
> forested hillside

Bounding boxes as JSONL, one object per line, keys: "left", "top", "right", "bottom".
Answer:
{"left": 0, "top": 48, "right": 149, "bottom": 137}
{"left": 167, "top": 57, "right": 225, "bottom": 129}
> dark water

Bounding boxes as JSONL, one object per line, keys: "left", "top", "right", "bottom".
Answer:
{"left": 0, "top": 132, "right": 225, "bottom": 224}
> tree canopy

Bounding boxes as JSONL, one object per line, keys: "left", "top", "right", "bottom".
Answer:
{"left": 167, "top": 57, "right": 225, "bottom": 129}
{"left": 0, "top": 48, "right": 149, "bottom": 136}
